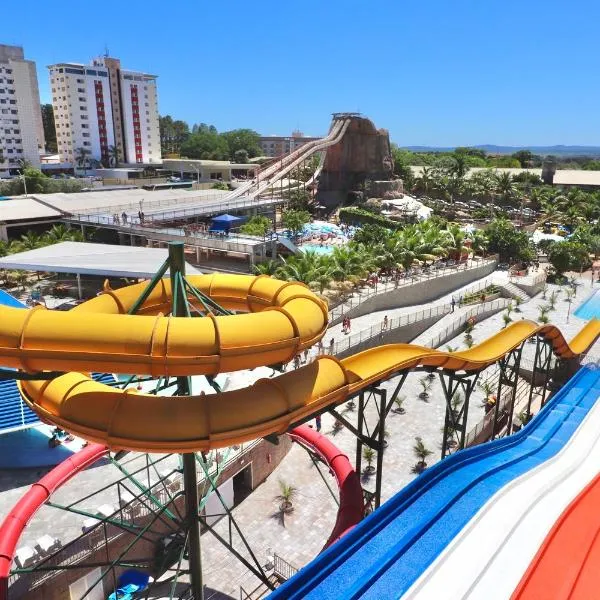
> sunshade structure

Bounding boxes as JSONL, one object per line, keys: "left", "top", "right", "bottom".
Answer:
{"left": 0, "top": 242, "right": 201, "bottom": 298}
{"left": 210, "top": 213, "right": 242, "bottom": 231}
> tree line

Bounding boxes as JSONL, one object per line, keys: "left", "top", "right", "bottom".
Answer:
{"left": 159, "top": 116, "right": 262, "bottom": 162}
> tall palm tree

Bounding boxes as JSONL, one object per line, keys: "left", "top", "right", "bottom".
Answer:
{"left": 75, "top": 147, "right": 92, "bottom": 176}
{"left": 495, "top": 172, "right": 517, "bottom": 206}
{"left": 450, "top": 154, "right": 468, "bottom": 179}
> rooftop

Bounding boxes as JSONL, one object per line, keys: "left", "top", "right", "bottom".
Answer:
{"left": 0, "top": 241, "right": 201, "bottom": 278}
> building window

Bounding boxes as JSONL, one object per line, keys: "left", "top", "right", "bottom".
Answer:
{"left": 83, "top": 142, "right": 91, "bottom": 146}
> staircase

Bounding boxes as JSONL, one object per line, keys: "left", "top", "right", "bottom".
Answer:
{"left": 497, "top": 280, "right": 530, "bottom": 303}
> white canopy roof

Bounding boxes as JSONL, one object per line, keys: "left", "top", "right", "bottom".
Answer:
{"left": 0, "top": 199, "right": 62, "bottom": 222}
{"left": 0, "top": 242, "right": 201, "bottom": 278}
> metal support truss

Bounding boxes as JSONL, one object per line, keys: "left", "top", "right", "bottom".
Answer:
{"left": 438, "top": 369, "right": 481, "bottom": 459}
{"left": 328, "top": 374, "right": 408, "bottom": 510}
{"left": 492, "top": 343, "right": 524, "bottom": 439}
{"left": 525, "top": 336, "right": 555, "bottom": 420}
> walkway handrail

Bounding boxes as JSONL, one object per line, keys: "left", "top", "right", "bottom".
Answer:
{"left": 331, "top": 303, "right": 452, "bottom": 355}
{"left": 329, "top": 256, "right": 498, "bottom": 322}
{"left": 423, "top": 298, "right": 510, "bottom": 350}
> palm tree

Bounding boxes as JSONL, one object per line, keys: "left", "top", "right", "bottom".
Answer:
{"left": 412, "top": 437, "right": 433, "bottom": 473}
{"left": 443, "top": 224, "right": 470, "bottom": 261}
{"left": 75, "top": 147, "right": 92, "bottom": 175}
{"left": 253, "top": 259, "right": 281, "bottom": 276}
{"left": 19, "top": 231, "right": 44, "bottom": 251}
{"left": 43, "top": 224, "right": 84, "bottom": 244}
{"left": 393, "top": 395, "right": 406, "bottom": 414}
{"left": 363, "top": 447, "right": 376, "bottom": 473}
{"left": 450, "top": 153, "right": 468, "bottom": 179}
{"left": 274, "top": 479, "right": 297, "bottom": 513}
{"left": 495, "top": 172, "right": 517, "bottom": 206}
{"left": 418, "top": 376, "right": 432, "bottom": 400}
{"left": 470, "top": 230, "right": 488, "bottom": 258}
{"left": 107, "top": 145, "right": 120, "bottom": 167}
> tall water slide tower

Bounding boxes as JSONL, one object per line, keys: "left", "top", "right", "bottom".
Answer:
{"left": 316, "top": 113, "right": 397, "bottom": 207}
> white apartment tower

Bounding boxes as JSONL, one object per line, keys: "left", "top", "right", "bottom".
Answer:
{"left": 48, "top": 55, "right": 161, "bottom": 166}
{"left": 0, "top": 44, "right": 44, "bottom": 176}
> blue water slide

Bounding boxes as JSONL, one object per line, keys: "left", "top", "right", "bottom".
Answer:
{"left": 270, "top": 366, "right": 600, "bottom": 599}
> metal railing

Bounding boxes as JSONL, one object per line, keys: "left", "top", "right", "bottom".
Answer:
{"left": 273, "top": 553, "right": 298, "bottom": 581}
{"left": 509, "top": 270, "right": 547, "bottom": 287}
{"left": 69, "top": 194, "right": 286, "bottom": 222}
{"left": 423, "top": 298, "right": 510, "bottom": 350}
{"left": 329, "top": 256, "right": 498, "bottom": 322}
{"left": 330, "top": 303, "right": 452, "bottom": 355}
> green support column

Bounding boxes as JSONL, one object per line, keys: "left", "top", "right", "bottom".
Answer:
{"left": 168, "top": 242, "right": 204, "bottom": 600}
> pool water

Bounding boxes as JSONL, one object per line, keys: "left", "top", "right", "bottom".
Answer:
{"left": 300, "top": 244, "right": 335, "bottom": 255}
{"left": 574, "top": 289, "right": 600, "bottom": 320}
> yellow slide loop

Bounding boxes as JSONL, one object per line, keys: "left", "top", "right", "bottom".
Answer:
{"left": 1, "top": 273, "right": 599, "bottom": 452}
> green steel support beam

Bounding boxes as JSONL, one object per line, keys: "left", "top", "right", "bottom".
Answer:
{"left": 169, "top": 242, "right": 204, "bottom": 600}
{"left": 127, "top": 257, "right": 170, "bottom": 315}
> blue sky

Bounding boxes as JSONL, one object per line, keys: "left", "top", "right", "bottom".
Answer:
{"left": 5, "top": 0, "right": 599, "bottom": 146}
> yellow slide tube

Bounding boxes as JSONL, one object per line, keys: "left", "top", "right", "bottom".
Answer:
{"left": 1, "top": 275, "right": 598, "bottom": 453}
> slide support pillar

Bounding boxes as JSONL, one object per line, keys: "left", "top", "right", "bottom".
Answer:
{"left": 492, "top": 343, "right": 524, "bottom": 440}
{"left": 169, "top": 242, "right": 204, "bottom": 600}
{"left": 526, "top": 337, "right": 554, "bottom": 419}
{"left": 438, "top": 370, "right": 481, "bottom": 459}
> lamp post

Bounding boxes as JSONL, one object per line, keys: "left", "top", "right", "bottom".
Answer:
{"left": 21, "top": 173, "right": 28, "bottom": 198}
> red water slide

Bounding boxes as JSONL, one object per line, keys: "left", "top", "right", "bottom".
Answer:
{"left": 288, "top": 425, "right": 364, "bottom": 549}
{"left": 512, "top": 471, "right": 600, "bottom": 599}
{"left": 0, "top": 426, "right": 363, "bottom": 599}
{"left": 0, "top": 443, "right": 108, "bottom": 600}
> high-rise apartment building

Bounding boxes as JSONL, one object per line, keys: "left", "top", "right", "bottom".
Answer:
{"left": 0, "top": 44, "right": 44, "bottom": 176}
{"left": 48, "top": 55, "right": 161, "bottom": 166}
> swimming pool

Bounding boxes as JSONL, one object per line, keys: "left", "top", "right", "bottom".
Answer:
{"left": 574, "top": 289, "right": 600, "bottom": 320}
{"left": 300, "top": 244, "right": 335, "bottom": 255}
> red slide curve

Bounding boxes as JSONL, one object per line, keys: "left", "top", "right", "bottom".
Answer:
{"left": 288, "top": 425, "right": 364, "bottom": 549}
{"left": 0, "top": 443, "right": 108, "bottom": 600}
{"left": 512, "top": 471, "right": 600, "bottom": 600}
{"left": 0, "top": 428, "right": 362, "bottom": 599}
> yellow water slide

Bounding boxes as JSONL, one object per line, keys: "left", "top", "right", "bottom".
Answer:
{"left": 0, "top": 274, "right": 598, "bottom": 452}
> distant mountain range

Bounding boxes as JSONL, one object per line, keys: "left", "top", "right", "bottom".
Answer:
{"left": 402, "top": 145, "right": 600, "bottom": 157}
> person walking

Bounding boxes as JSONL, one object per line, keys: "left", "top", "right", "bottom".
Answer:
{"left": 346, "top": 317, "right": 351, "bottom": 334}
{"left": 329, "top": 338, "right": 335, "bottom": 354}
{"left": 383, "top": 315, "right": 389, "bottom": 331}
{"left": 315, "top": 414, "right": 322, "bottom": 432}
{"left": 451, "top": 297, "right": 456, "bottom": 313}
{"left": 121, "top": 212, "right": 128, "bottom": 224}
{"left": 294, "top": 354, "right": 301, "bottom": 369}
{"left": 303, "top": 349, "right": 309, "bottom": 364}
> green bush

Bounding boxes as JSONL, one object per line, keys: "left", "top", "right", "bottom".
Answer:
{"left": 339, "top": 207, "right": 401, "bottom": 229}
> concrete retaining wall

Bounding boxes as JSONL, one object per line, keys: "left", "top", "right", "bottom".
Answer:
{"left": 335, "top": 260, "right": 497, "bottom": 324}
{"left": 335, "top": 314, "right": 441, "bottom": 359}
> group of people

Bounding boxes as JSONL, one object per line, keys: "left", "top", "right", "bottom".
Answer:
{"left": 342, "top": 316, "right": 352, "bottom": 334}
{"left": 111, "top": 211, "right": 146, "bottom": 226}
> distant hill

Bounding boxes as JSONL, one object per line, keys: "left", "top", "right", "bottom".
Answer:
{"left": 402, "top": 145, "right": 600, "bottom": 157}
